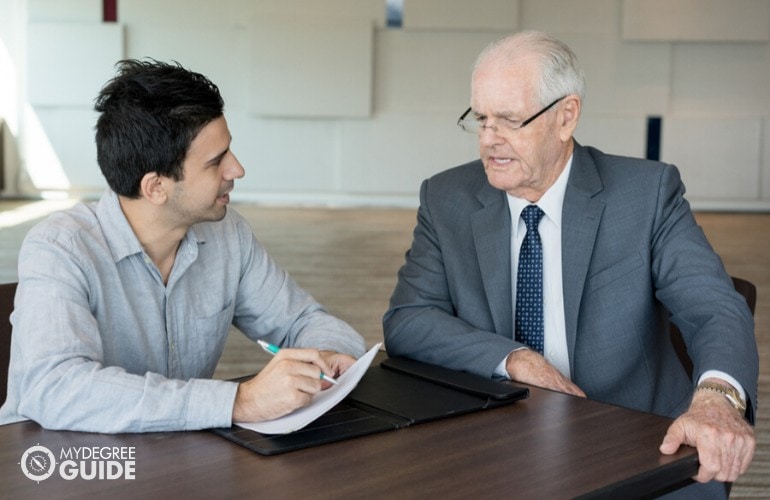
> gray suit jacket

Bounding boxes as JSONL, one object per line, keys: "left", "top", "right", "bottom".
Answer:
{"left": 384, "top": 142, "right": 757, "bottom": 422}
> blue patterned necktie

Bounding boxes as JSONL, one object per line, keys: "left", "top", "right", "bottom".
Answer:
{"left": 515, "top": 205, "right": 545, "bottom": 353}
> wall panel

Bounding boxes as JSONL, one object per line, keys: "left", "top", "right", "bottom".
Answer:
{"left": 339, "top": 112, "right": 478, "bottom": 195}
{"left": 374, "top": 30, "right": 504, "bottom": 114}
{"left": 662, "top": 117, "right": 761, "bottom": 201}
{"left": 9, "top": 0, "right": 770, "bottom": 209}
{"left": 574, "top": 115, "right": 647, "bottom": 159}
{"left": 671, "top": 43, "right": 770, "bottom": 116}
{"left": 27, "top": 23, "right": 124, "bottom": 106}
{"left": 226, "top": 112, "right": 340, "bottom": 194}
{"left": 249, "top": 20, "right": 373, "bottom": 118}
{"left": 559, "top": 34, "right": 671, "bottom": 116}
{"left": 250, "top": 0, "right": 385, "bottom": 27}
{"left": 520, "top": 0, "right": 618, "bottom": 35}
{"left": 33, "top": 108, "right": 102, "bottom": 192}
{"left": 403, "top": 0, "right": 518, "bottom": 31}
{"left": 28, "top": 0, "right": 102, "bottom": 22}
{"left": 622, "top": 0, "right": 770, "bottom": 42}
{"left": 125, "top": 23, "right": 251, "bottom": 110}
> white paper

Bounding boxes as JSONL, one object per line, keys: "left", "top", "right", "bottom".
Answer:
{"left": 236, "top": 343, "right": 382, "bottom": 435}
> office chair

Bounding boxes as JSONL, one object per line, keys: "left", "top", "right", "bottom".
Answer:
{"left": 670, "top": 276, "right": 757, "bottom": 379}
{"left": 731, "top": 276, "right": 758, "bottom": 316}
{"left": 0, "top": 282, "right": 17, "bottom": 405}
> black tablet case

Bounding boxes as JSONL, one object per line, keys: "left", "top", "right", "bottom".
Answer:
{"left": 212, "top": 356, "right": 529, "bottom": 455}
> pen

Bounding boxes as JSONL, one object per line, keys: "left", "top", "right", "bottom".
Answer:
{"left": 257, "top": 340, "right": 339, "bottom": 385}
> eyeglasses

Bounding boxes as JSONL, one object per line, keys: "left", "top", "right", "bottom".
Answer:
{"left": 456, "top": 96, "right": 565, "bottom": 134}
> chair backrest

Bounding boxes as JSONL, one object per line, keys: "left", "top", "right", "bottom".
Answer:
{"left": 730, "top": 276, "right": 757, "bottom": 315}
{"left": 670, "top": 276, "right": 757, "bottom": 379}
{"left": 0, "top": 282, "right": 17, "bottom": 405}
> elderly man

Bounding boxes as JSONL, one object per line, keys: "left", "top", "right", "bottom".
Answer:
{"left": 384, "top": 31, "right": 756, "bottom": 498}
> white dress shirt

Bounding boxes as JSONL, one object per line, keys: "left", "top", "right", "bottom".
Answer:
{"left": 0, "top": 189, "right": 365, "bottom": 431}
{"left": 495, "top": 157, "right": 573, "bottom": 378}
{"left": 493, "top": 157, "right": 745, "bottom": 401}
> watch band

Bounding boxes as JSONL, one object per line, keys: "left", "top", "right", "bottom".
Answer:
{"left": 696, "top": 381, "right": 747, "bottom": 413}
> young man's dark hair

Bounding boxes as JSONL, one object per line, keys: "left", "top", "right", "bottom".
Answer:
{"left": 94, "top": 59, "right": 224, "bottom": 198}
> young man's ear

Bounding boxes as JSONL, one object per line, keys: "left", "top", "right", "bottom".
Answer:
{"left": 139, "top": 172, "right": 169, "bottom": 205}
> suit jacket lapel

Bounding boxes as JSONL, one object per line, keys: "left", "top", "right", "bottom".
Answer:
{"left": 471, "top": 183, "right": 513, "bottom": 339}
{"left": 562, "top": 144, "right": 605, "bottom": 368}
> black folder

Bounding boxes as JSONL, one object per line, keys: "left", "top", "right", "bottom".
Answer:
{"left": 212, "top": 354, "right": 528, "bottom": 455}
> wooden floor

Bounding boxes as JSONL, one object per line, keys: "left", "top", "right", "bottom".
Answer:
{"left": 0, "top": 200, "right": 768, "bottom": 497}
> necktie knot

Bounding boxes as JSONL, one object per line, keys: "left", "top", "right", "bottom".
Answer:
{"left": 521, "top": 205, "right": 544, "bottom": 232}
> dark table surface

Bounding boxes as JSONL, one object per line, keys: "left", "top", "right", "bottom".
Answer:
{"left": 0, "top": 379, "right": 697, "bottom": 500}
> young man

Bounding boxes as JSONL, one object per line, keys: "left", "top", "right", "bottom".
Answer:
{"left": 0, "top": 59, "right": 365, "bottom": 432}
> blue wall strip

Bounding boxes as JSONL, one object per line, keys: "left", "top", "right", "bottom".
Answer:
{"left": 646, "top": 116, "right": 662, "bottom": 161}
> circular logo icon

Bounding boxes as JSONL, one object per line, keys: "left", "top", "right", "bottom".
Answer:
{"left": 20, "top": 445, "right": 57, "bottom": 482}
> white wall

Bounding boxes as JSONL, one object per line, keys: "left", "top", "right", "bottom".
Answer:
{"left": 0, "top": 0, "right": 26, "bottom": 195}
{"left": 4, "top": 0, "right": 770, "bottom": 209}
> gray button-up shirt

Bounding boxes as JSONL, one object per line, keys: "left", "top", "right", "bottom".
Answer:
{"left": 0, "top": 190, "right": 365, "bottom": 432}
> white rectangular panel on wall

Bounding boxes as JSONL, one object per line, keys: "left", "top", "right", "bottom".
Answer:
{"left": 119, "top": 0, "right": 245, "bottom": 27}
{"left": 251, "top": 0, "right": 385, "bottom": 27}
{"left": 27, "top": 0, "right": 102, "bottom": 22}
{"left": 661, "top": 116, "right": 761, "bottom": 201}
{"left": 339, "top": 112, "right": 478, "bottom": 195}
{"left": 670, "top": 43, "right": 770, "bottom": 117}
{"left": 125, "top": 23, "right": 252, "bottom": 111}
{"left": 121, "top": 0, "right": 385, "bottom": 30}
{"left": 374, "top": 30, "right": 505, "bottom": 114}
{"left": 27, "top": 22, "right": 124, "bottom": 106}
{"left": 403, "top": 0, "right": 518, "bottom": 31}
{"left": 622, "top": 0, "right": 770, "bottom": 42}
{"left": 574, "top": 115, "right": 647, "bottom": 159}
{"left": 34, "top": 108, "right": 104, "bottom": 193}
{"left": 226, "top": 111, "right": 339, "bottom": 193}
{"left": 520, "top": 0, "right": 618, "bottom": 36}
{"left": 563, "top": 34, "right": 672, "bottom": 116}
{"left": 249, "top": 20, "right": 373, "bottom": 118}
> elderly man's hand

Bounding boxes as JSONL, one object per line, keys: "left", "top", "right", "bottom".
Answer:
{"left": 505, "top": 349, "right": 586, "bottom": 397}
{"left": 659, "top": 379, "right": 755, "bottom": 483}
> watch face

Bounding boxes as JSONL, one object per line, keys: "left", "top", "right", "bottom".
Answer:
{"left": 20, "top": 445, "right": 57, "bottom": 482}
{"left": 727, "top": 393, "right": 747, "bottom": 412}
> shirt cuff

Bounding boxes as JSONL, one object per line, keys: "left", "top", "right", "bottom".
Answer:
{"left": 494, "top": 357, "right": 509, "bottom": 379}
{"left": 185, "top": 379, "right": 240, "bottom": 429}
{"left": 494, "top": 348, "right": 530, "bottom": 379}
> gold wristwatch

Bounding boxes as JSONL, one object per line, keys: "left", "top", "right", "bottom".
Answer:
{"left": 696, "top": 381, "right": 747, "bottom": 413}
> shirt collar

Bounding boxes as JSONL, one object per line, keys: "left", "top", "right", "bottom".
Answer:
{"left": 95, "top": 189, "right": 206, "bottom": 264}
{"left": 96, "top": 189, "right": 144, "bottom": 263}
{"left": 506, "top": 154, "right": 573, "bottom": 231}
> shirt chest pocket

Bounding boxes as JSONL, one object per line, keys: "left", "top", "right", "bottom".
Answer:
{"left": 178, "top": 300, "right": 235, "bottom": 378}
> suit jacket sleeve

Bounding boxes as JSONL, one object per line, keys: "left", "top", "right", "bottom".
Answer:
{"left": 557, "top": 145, "right": 757, "bottom": 421}
{"left": 384, "top": 163, "right": 523, "bottom": 378}
{"left": 647, "top": 163, "right": 758, "bottom": 421}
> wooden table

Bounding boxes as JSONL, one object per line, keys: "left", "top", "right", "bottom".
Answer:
{"left": 0, "top": 384, "right": 697, "bottom": 499}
